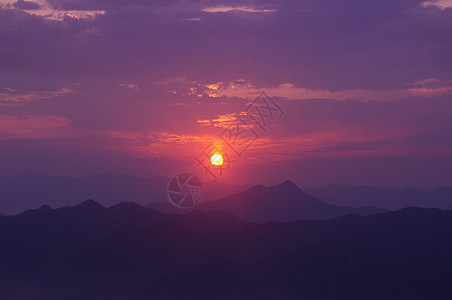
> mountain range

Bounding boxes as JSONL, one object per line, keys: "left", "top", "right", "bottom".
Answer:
{"left": 1, "top": 201, "right": 452, "bottom": 299}
{"left": 191, "top": 180, "right": 385, "bottom": 222}
{"left": 0, "top": 173, "right": 249, "bottom": 215}
{"left": 307, "top": 184, "right": 452, "bottom": 210}
{"left": 2, "top": 173, "right": 452, "bottom": 216}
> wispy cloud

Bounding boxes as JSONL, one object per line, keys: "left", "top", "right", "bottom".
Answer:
{"left": 0, "top": 0, "right": 105, "bottom": 21}
{"left": 0, "top": 114, "right": 71, "bottom": 139}
{"left": 197, "top": 112, "right": 251, "bottom": 129}
{"left": 0, "top": 85, "right": 76, "bottom": 103}
{"left": 196, "top": 79, "right": 452, "bottom": 102}
{"left": 159, "top": 77, "right": 452, "bottom": 102}
{"left": 202, "top": 6, "right": 276, "bottom": 13}
{"left": 422, "top": 0, "right": 452, "bottom": 10}
{"left": 119, "top": 83, "right": 139, "bottom": 90}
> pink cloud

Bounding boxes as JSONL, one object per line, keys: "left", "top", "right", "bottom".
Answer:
{"left": 0, "top": 86, "right": 76, "bottom": 104}
{"left": 0, "top": 114, "right": 71, "bottom": 139}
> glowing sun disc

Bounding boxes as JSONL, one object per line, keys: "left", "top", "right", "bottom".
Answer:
{"left": 210, "top": 154, "right": 224, "bottom": 166}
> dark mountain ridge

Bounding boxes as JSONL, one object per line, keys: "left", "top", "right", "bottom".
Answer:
{"left": 194, "top": 180, "right": 385, "bottom": 222}
{"left": 1, "top": 200, "right": 451, "bottom": 299}
{"left": 0, "top": 173, "right": 249, "bottom": 215}
{"left": 307, "top": 184, "right": 452, "bottom": 210}
{"left": 4, "top": 173, "right": 451, "bottom": 216}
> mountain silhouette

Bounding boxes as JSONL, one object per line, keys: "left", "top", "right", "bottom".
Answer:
{"left": 76, "top": 199, "right": 105, "bottom": 211}
{"left": 146, "top": 200, "right": 186, "bottom": 214}
{"left": 0, "top": 173, "right": 249, "bottom": 215}
{"left": 3, "top": 173, "right": 451, "bottom": 216}
{"left": 1, "top": 201, "right": 452, "bottom": 299}
{"left": 307, "top": 184, "right": 452, "bottom": 210}
{"left": 194, "top": 180, "right": 385, "bottom": 222}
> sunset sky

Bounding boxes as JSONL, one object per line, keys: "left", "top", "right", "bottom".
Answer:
{"left": 1, "top": 0, "right": 452, "bottom": 188}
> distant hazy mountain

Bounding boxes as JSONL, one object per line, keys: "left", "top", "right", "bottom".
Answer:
{"left": 307, "top": 184, "right": 452, "bottom": 210}
{"left": 146, "top": 200, "right": 184, "bottom": 214}
{"left": 0, "top": 173, "right": 249, "bottom": 215}
{"left": 1, "top": 201, "right": 452, "bottom": 299}
{"left": 194, "top": 180, "right": 385, "bottom": 222}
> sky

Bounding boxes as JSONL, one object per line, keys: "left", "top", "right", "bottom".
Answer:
{"left": 0, "top": 0, "right": 452, "bottom": 188}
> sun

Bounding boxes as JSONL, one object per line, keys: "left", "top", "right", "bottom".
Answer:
{"left": 210, "top": 153, "right": 224, "bottom": 166}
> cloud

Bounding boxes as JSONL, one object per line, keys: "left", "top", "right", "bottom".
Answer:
{"left": 0, "top": 114, "right": 71, "bottom": 139}
{"left": 13, "top": 0, "right": 40, "bottom": 10}
{"left": 0, "top": 85, "right": 76, "bottom": 103}
{"left": 422, "top": 0, "right": 452, "bottom": 10}
{"left": 119, "top": 83, "right": 139, "bottom": 90}
{"left": 0, "top": 0, "right": 105, "bottom": 21}
{"left": 1, "top": 0, "right": 452, "bottom": 187}
{"left": 162, "top": 78, "right": 452, "bottom": 102}
{"left": 197, "top": 112, "right": 250, "bottom": 128}
{"left": 2, "top": 0, "right": 452, "bottom": 90}
{"left": 202, "top": 5, "right": 276, "bottom": 13}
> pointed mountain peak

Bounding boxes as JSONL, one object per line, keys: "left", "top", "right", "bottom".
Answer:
{"left": 110, "top": 202, "right": 143, "bottom": 209}
{"left": 275, "top": 180, "right": 300, "bottom": 190}
{"left": 38, "top": 204, "right": 52, "bottom": 211}
{"left": 77, "top": 199, "right": 104, "bottom": 210}
{"left": 239, "top": 181, "right": 301, "bottom": 196}
{"left": 109, "top": 202, "right": 146, "bottom": 214}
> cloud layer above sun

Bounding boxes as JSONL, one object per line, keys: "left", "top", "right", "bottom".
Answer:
{"left": 1, "top": 0, "right": 452, "bottom": 187}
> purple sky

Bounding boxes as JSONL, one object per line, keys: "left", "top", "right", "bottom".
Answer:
{"left": 1, "top": 0, "right": 452, "bottom": 188}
